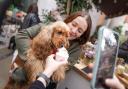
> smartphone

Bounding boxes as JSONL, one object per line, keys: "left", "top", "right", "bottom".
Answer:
{"left": 91, "top": 26, "right": 119, "bottom": 89}
{"left": 82, "top": 66, "right": 92, "bottom": 74}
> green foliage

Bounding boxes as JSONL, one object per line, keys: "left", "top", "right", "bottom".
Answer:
{"left": 8, "top": 4, "right": 15, "bottom": 11}
{"left": 56, "top": 0, "right": 67, "bottom": 14}
{"left": 113, "top": 25, "right": 127, "bottom": 44}
{"left": 113, "top": 25, "right": 122, "bottom": 35}
{"left": 71, "top": 0, "right": 92, "bottom": 12}
{"left": 0, "top": 0, "right": 2, "bottom": 3}
{"left": 42, "top": 11, "right": 56, "bottom": 24}
{"left": 56, "top": 0, "right": 92, "bottom": 14}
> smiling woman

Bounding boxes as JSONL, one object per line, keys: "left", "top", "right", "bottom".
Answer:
{"left": 64, "top": 11, "right": 92, "bottom": 45}
{"left": 14, "top": 11, "right": 92, "bottom": 65}
{"left": 67, "top": 16, "right": 88, "bottom": 40}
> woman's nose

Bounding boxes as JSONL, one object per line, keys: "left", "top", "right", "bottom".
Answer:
{"left": 71, "top": 27, "right": 77, "bottom": 33}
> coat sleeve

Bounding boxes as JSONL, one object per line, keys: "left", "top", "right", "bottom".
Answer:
{"left": 15, "top": 23, "right": 43, "bottom": 61}
{"left": 29, "top": 80, "right": 46, "bottom": 89}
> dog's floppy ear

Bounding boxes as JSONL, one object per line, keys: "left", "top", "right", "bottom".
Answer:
{"left": 30, "top": 26, "right": 53, "bottom": 60}
{"left": 39, "top": 26, "right": 52, "bottom": 42}
{"left": 32, "top": 26, "right": 53, "bottom": 45}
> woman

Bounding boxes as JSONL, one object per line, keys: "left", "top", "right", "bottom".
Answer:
{"left": 20, "top": 3, "right": 40, "bottom": 29}
{"left": 15, "top": 11, "right": 92, "bottom": 65}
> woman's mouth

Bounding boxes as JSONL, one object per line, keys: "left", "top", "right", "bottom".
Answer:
{"left": 70, "top": 32, "right": 76, "bottom": 37}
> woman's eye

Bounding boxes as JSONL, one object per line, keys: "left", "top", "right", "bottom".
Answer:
{"left": 72, "top": 22, "right": 77, "bottom": 27}
{"left": 78, "top": 28, "right": 83, "bottom": 33}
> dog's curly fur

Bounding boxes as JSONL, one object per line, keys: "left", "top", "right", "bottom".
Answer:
{"left": 4, "top": 21, "right": 70, "bottom": 89}
{"left": 24, "top": 21, "right": 69, "bottom": 84}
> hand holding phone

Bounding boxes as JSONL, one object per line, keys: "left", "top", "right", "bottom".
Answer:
{"left": 91, "top": 27, "right": 119, "bottom": 89}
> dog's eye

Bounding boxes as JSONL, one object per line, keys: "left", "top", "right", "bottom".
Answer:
{"left": 57, "top": 31, "right": 62, "bottom": 35}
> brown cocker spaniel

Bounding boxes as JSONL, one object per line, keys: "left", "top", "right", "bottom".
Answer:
{"left": 24, "top": 21, "right": 70, "bottom": 84}
{"left": 4, "top": 21, "right": 70, "bottom": 89}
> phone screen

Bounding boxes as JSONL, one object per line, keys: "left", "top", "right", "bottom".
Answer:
{"left": 82, "top": 66, "right": 92, "bottom": 74}
{"left": 93, "top": 27, "right": 119, "bottom": 89}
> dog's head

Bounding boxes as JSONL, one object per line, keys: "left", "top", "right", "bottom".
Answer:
{"left": 38, "top": 21, "right": 70, "bottom": 48}
{"left": 50, "top": 21, "right": 70, "bottom": 49}
{"left": 31, "top": 21, "right": 70, "bottom": 60}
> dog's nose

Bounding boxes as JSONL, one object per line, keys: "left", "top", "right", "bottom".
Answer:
{"left": 60, "top": 44, "right": 64, "bottom": 48}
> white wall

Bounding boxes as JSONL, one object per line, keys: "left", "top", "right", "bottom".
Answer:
{"left": 108, "top": 15, "right": 126, "bottom": 29}
{"left": 89, "top": 5, "right": 101, "bottom": 36}
{"left": 37, "top": 0, "right": 57, "bottom": 21}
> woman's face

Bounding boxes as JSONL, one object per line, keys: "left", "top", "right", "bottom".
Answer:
{"left": 67, "top": 16, "right": 88, "bottom": 40}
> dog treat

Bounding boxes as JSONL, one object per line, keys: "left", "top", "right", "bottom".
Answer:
{"left": 55, "top": 47, "right": 69, "bottom": 61}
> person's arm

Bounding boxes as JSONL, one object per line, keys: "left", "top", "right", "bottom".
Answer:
{"left": 87, "top": 63, "right": 125, "bottom": 89}
{"left": 15, "top": 23, "right": 43, "bottom": 61}
{"left": 29, "top": 53, "right": 68, "bottom": 89}
{"left": 29, "top": 80, "right": 46, "bottom": 89}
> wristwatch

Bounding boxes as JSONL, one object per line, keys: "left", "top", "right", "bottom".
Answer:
{"left": 37, "top": 72, "right": 50, "bottom": 86}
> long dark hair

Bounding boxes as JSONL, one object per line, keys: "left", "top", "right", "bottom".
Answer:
{"left": 27, "top": 3, "right": 38, "bottom": 14}
{"left": 64, "top": 11, "right": 92, "bottom": 45}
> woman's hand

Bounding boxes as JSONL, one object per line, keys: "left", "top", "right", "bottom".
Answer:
{"left": 105, "top": 76, "right": 125, "bottom": 89}
{"left": 43, "top": 54, "right": 68, "bottom": 78}
{"left": 86, "top": 63, "right": 125, "bottom": 89}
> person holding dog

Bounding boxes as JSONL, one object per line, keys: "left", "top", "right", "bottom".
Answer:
{"left": 15, "top": 11, "right": 92, "bottom": 65}
{"left": 12, "top": 11, "right": 91, "bottom": 89}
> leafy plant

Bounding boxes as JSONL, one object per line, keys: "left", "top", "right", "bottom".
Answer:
{"left": 113, "top": 25, "right": 127, "bottom": 44}
{"left": 42, "top": 14, "right": 56, "bottom": 24}
{"left": 71, "top": 0, "right": 92, "bottom": 12}
{"left": 42, "top": 10, "right": 56, "bottom": 24}
{"left": 56, "top": 0, "right": 92, "bottom": 14}
{"left": 56, "top": 0, "right": 67, "bottom": 14}
{"left": 113, "top": 25, "right": 122, "bottom": 35}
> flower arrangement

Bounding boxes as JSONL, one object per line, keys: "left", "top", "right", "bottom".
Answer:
{"left": 80, "top": 41, "right": 96, "bottom": 65}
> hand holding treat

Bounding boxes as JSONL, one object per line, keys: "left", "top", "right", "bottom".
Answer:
{"left": 55, "top": 47, "right": 69, "bottom": 61}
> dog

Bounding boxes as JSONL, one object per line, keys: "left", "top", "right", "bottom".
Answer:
{"left": 24, "top": 21, "right": 70, "bottom": 83}
{"left": 4, "top": 21, "right": 70, "bottom": 89}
